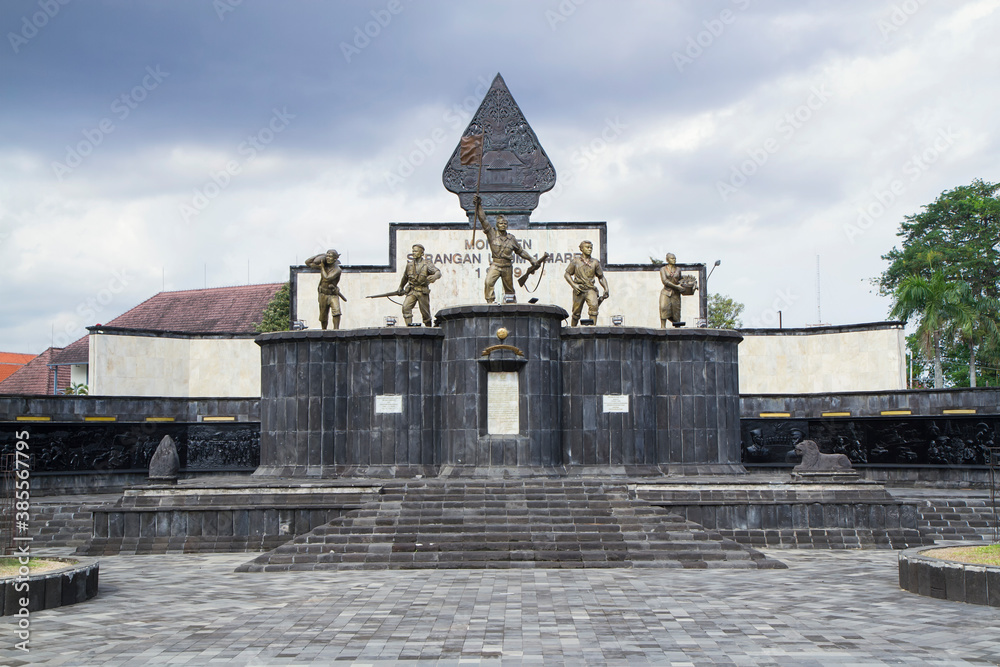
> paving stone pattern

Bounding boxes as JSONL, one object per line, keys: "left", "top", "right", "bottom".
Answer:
{"left": 238, "top": 480, "right": 785, "bottom": 571}
{"left": 3, "top": 549, "right": 999, "bottom": 665}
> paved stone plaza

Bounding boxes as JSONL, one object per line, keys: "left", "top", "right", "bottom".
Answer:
{"left": 2, "top": 548, "right": 998, "bottom": 665}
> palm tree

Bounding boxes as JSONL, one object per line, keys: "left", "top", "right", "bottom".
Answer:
{"left": 948, "top": 287, "right": 1000, "bottom": 388}
{"left": 890, "top": 268, "right": 967, "bottom": 388}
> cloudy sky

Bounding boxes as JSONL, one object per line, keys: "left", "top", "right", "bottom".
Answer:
{"left": 1, "top": 0, "right": 998, "bottom": 353}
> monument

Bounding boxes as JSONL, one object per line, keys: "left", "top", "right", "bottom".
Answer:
{"left": 78, "top": 74, "right": 928, "bottom": 569}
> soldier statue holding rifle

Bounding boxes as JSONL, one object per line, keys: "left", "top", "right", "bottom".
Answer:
{"left": 367, "top": 244, "right": 441, "bottom": 327}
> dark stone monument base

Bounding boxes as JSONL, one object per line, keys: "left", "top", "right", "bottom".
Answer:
{"left": 636, "top": 478, "right": 931, "bottom": 550}
{"left": 77, "top": 478, "right": 381, "bottom": 556}
{"left": 256, "top": 304, "right": 746, "bottom": 477}
{"left": 790, "top": 471, "right": 860, "bottom": 483}
{"left": 78, "top": 473, "right": 930, "bottom": 558}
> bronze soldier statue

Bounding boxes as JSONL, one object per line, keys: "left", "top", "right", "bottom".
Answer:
{"left": 659, "top": 252, "right": 682, "bottom": 328}
{"left": 474, "top": 194, "right": 538, "bottom": 303}
{"left": 564, "top": 240, "right": 609, "bottom": 326}
{"left": 397, "top": 244, "right": 441, "bottom": 326}
{"left": 304, "top": 249, "right": 344, "bottom": 330}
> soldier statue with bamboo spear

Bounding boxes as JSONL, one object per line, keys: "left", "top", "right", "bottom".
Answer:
{"left": 460, "top": 133, "right": 548, "bottom": 304}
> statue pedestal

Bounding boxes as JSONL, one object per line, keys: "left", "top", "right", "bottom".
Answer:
{"left": 790, "top": 471, "right": 861, "bottom": 483}
{"left": 255, "top": 304, "right": 746, "bottom": 478}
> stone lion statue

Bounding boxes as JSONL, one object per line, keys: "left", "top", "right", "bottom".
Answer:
{"left": 793, "top": 440, "right": 853, "bottom": 473}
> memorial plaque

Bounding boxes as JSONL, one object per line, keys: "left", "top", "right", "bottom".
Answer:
{"left": 375, "top": 394, "right": 404, "bottom": 414}
{"left": 602, "top": 394, "right": 629, "bottom": 413}
{"left": 487, "top": 371, "right": 519, "bottom": 435}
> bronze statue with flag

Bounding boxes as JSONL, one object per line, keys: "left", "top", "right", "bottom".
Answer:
{"left": 461, "top": 132, "right": 548, "bottom": 303}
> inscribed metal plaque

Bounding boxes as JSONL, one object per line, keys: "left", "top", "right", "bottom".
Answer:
{"left": 487, "top": 372, "right": 519, "bottom": 435}
{"left": 602, "top": 394, "right": 629, "bottom": 413}
{"left": 375, "top": 395, "right": 403, "bottom": 414}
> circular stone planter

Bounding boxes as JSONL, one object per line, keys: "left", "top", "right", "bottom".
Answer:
{"left": 899, "top": 544, "right": 999, "bottom": 607}
{"left": 0, "top": 558, "right": 99, "bottom": 615}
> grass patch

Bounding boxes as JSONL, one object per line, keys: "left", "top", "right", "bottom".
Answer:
{"left": 0, "top": 557, "right": 72, "bottom": 577}
{"left": 925, "top": 544, "right": 1000, "bottom": 566}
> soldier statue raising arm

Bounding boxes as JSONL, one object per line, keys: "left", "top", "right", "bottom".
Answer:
{"left": 474, "top": 194, "right": 538, "bottom": 304}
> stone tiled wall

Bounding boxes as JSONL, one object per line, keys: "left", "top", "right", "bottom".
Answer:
{"left": 438, "top": 305, "right": 565, "bottom": 469}
{"left": 561, "top": 328, "right": 742, "bottom": 471}
{"left": 0, "top": 395, "right": 259, "bottom": 422}
{"left": 741, "top": 387, "right": 1000, "bottom": 418}
{"left": 256, "top": 328, "right": 443, "bottom": 476}
{"left": 256, "top": 305, "right": 744, "bottom": 477}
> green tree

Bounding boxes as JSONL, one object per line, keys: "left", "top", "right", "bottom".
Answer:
{"left": 256, "top": 282, "right": 291, "bottom": 333}
{"left": 707, "top": 293, "right": 744, "bottom": 329}
{"left": 879, "top": 179, "right": 1000, "bottom": 387}
{"left": 889, "top": 265, "right": 967, "bottom": 388}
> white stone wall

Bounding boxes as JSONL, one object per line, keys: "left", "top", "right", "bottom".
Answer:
{"left": 188, "top": 338, "right": 262, "bottom": 397}
{"left": 89, "top": 334, "right": 261, "bottom": 397}
{"left": 738, "top": 326, "right": 906, "bottom": 394}
{"left": 86, "top": 325, "right": 905, "bottom": 398}
{"left": 296, "top": 227, "right": 701, "bottom": 329}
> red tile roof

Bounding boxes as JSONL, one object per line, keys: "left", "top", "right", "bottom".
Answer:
{"left": 50, "top": 336, "right": 89, "bottom": 365}
{"left": 0, "top": 348, "right": 70, "bottom": 395}
{"left": 0, "top": 352, "right": 35, "bottom": 383}
{"left": 98, "top": 283, "right": 283, "bottom": 334}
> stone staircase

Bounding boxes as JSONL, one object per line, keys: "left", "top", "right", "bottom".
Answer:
{"left": 26, "top": 501, "right": 98, "bottom": 551}
{"left": 237, "top": 480, "right": 786, "bottom": 572}
{"left": 917, "top": 498, "right": 999, "bottom": 543}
